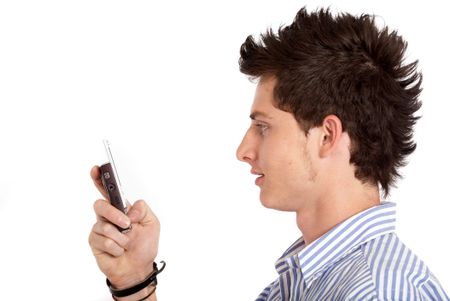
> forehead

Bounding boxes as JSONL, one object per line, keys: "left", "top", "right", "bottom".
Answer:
{"left": 251, "top": 76, "right": 278, "bottom": 114}
{"left": 249, "top": 76, "right": 309, "bottom": 137}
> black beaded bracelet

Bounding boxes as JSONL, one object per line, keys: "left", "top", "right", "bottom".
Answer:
{"left": 106, "top": 261, "right": 166, "bottom": 298}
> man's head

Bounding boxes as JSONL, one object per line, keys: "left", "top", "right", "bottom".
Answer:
{"left": 237, "top": 7, "right": 422, "bottom": 208}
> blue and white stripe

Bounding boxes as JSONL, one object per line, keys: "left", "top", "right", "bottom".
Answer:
{"left": 256, "top": 202, "right": 449, "bottom": 300}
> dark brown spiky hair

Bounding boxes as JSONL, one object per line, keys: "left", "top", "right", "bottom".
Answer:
{"left": 239, "top": 7, "right": 422, "bottom": 197}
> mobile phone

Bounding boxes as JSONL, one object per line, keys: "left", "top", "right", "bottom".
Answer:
{"left": 100, "top": 140, "right": 131, "bottom": 233}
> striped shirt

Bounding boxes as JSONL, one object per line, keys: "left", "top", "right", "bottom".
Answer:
{"left": 256, "top": 202, "right": 449, "bottom": 300}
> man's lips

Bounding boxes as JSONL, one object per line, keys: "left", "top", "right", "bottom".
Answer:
{"left": 251, "top": 169, "right": 264, "bottom": 176}
{"left": 255, "top": 175, "right": 265, "bottom": 185}
{"left": 251, "top": 170, "right": 265, "bottom": 185}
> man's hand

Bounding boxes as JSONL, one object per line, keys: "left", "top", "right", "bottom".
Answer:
{"left": 88, "top": 166, "right": 160, "bottom": 289}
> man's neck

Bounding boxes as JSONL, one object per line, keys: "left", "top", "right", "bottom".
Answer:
{"left": 296, "top": 184, "right": 380, "bottom": 245}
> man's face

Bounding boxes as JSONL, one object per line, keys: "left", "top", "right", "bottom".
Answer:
{"left": 236, "top": 76, "right": 319, "bottom": 211}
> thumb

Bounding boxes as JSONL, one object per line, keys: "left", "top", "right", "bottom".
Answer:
{"left": 128, "top": 200, "right": 158, "bottom": 225}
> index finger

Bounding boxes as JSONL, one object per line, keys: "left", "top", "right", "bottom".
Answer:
{"left": 90, "top": 165, "right": 109, "bottom": 200}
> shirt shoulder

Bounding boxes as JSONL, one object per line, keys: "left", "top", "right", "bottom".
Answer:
{"left": 310, "top": 247, "right": 378, "bottom": 300}
{"left": 361, "top": 233, "right": 449, "bottom": 301}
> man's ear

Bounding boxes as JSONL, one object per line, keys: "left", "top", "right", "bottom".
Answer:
{"left": 319, "top": 115, "right": 343, "bottom": 158}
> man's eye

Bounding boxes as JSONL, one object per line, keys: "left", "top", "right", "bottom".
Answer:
{"left": 255, "top": 123, "right": 269, "bottom": 135}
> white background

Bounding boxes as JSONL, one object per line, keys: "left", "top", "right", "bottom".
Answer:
{"left": 0, "top": 1, "right": 449, "bottom": 300}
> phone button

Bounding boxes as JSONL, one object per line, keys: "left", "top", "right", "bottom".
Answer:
{"left": 108, "top": 184, "right": 115, "bottom": 191}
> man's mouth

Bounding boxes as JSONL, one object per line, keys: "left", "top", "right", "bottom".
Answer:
{"left": 255, "top": 175, "right": 265, "bottom": 185}
{"left": 251, "top": 170, "right": 265, "bottom": 185}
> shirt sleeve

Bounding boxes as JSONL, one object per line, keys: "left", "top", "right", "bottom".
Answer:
{"left": 255, "top": 280, "right": 277, "bottom": 301}
{"left": 419, "top": 273, "right": 450, "bottom": 301}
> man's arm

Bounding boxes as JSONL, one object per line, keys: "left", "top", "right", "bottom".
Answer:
{"left": 88, "top": 166, "right": 161, "bottom": 300}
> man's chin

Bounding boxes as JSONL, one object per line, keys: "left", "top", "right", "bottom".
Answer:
{"left": 259, "top": 190, "right": 271, "bottom": 208}
{"left": 259, "top": 191, "right": 281, "bottom": 210}
{"left": 259, "top": 191, "right": 295, "bottom": 211}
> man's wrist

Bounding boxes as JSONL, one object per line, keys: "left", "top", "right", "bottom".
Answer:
{"left": 107, "top": 261, "right": 165, "bottom": 300}
{"left": 113, "top": 285, "right": 155, "bottom": 301}
{"left": 109, "top": 267, "right": 155, "bottom": 290}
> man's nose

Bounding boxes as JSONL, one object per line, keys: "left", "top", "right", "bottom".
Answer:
{"left": 236, "top": 129, "right": 256, "bottom": 163}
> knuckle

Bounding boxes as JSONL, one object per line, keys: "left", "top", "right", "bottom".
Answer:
{"left": 89, "top": 223, "right": 99, "bottom": 245}
{"left": 116, "top": 248, "right": 125, "bottom": 257}
{"left": 103, "top": 238, "right": 114, "bottom": 250}
{"left": 122, "top": 235, "right": 130, "bottom": 247}
{"left": 88, "top": 232, "right": 94, "bottom": 246}
{"left": 101, "top": 222, "right": 111, "bottom": 235}
{"left": 93, "top": 199, "right": 104, "bottom": 211}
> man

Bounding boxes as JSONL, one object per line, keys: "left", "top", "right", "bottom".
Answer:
{"left": 89, "top": 7, "right": 449, "bottom": 300}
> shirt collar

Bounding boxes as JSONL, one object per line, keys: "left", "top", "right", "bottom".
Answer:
{"left": 274, "top": 202, "right": 397, "bottom": 288}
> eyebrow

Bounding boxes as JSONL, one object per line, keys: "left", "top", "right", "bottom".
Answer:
{"left": 250, "top": 111, "right": 273, "bottom": 120}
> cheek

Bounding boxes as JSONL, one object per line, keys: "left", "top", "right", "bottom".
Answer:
{"left": 272, "top": 144, "right": 309, "bottom": 183}
{"left": 259, "top": 130, "right": 305, "bottom": 173}
{"left": 261, "top": 135, "right": 291, "bottom": 158}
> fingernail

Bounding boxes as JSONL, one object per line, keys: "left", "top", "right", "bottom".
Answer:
{"left": 120, "top": 217, "right": 131, "bottom": 228}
